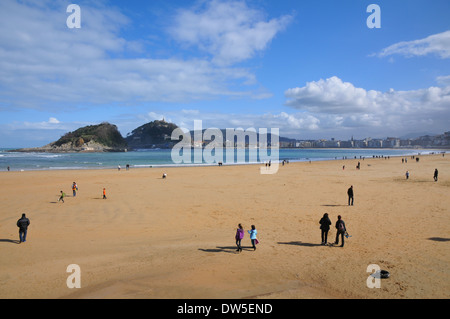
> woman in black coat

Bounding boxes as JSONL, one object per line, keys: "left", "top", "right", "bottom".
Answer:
{"left": 319, "top": 213, "right": 332, "bottom": 245}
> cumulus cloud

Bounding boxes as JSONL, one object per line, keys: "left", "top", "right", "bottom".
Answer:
{"left": 376, "top": 30, "right": 450, "bottom": 59}
{"left": 284, "top": 76, "right": 450, "bottom": 137}
{"left": 285, "top": 76, "right": 380, "bottom": 114}
{"left": 168, "top": 0, "right": 292, "bottom": 65}
{"left": 47, "top": 117, "right": 60, "bottom": 124}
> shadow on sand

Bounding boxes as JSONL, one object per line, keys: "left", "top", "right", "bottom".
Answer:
{"left": 428, "top": 237, "right": 450, "bottom": 242}
{"left": 321, "top": 204, "right": 347, "bottom": 207}
{"left": 198, "top": 246, "right": 254, "bottom": 254}
{"left": 0, "top": 239, "right": 21, "bottom": 244}
{"left": 277, "top": 241, "right": 323, "bottom": 247}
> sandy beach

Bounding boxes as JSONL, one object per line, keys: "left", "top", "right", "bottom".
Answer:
{"left": 0, "top": 154, "right": 449, "bottom": 299}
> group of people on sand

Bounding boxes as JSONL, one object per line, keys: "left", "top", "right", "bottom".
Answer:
{"left": 319, "top": 214, "right": 348, "bottom": 247}
{"left": 234, "top": 224, "right": 258, "bottom": 252}
{"left": 58, "top": 182, "right": 78, "bottom": 203}
{"left": 57, "top": 182, "right": 108, "bottom": 202}
{"left": 405, "top": 168, "right": 439, "bottom": 181}
{"left": 234, "top": 214, "right": 348, "bottom": 252}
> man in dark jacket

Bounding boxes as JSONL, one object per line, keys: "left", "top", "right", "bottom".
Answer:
{"left": 319, "top": 213, "right": 332, "bottom": 245}
{"left": 347, "top": 185, "right": 354, "bottom": 206}
{"left": 335, "top": 215, "right": 346, "bottom": 247}
{"left": 17, "top": 213, "right": 30, "bottom": 243}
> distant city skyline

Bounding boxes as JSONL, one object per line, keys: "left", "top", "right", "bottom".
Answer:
{"left": 0, "top": 0, "right": 449, "bottom": 148}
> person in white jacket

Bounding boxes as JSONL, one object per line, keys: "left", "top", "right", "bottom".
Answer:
{"left": 248, "top": 225, "right": 258, "bottom": 250}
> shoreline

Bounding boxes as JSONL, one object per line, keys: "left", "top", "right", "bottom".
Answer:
{"left": 1, "top": 148, "right": 447, "bottom": 173}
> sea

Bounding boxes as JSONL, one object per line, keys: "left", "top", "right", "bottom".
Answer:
{"left": 0, "top": 147, "right": 447, "bottom": 172}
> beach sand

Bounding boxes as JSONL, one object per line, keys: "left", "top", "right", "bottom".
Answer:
{"left": 0, "top": 154, "right": 449, "bottom": 299}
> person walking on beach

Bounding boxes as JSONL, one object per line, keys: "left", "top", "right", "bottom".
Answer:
{"left": 58, "top": 190, "right": 65, "bottom": 203}
{"left": 103, "top": 188, "right": 107, "bottom": 199}
{"left": 72, "top": 182, "right": 78, "bottom": 197}
{"left": 248, "top": 225, "right": 258, "bottom": 250}
{"left": 406, "top": 170, "right": 410, "bottom": 180}
{"left": 434, "top": 169, "right": 438, "bottom": 182}
{"left": 17, "top": 213, "right": 30, "bottom": 243}
{"left": 347, "top": 185, "right": 354, "bottom": 206}
{"left": 334, "top": 215, "right": 346, "bottom": 247}
{"left": 235, "top": 224, "right": 245, "bottom": 252}
{"left": 319, "top": 213, "right": 332, "bottom": 245}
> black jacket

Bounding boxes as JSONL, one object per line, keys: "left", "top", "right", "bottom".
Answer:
{"left": 319, "top": 217, "right": 331, "bottom": 230}
{"left": 17, "top": 217, "right": 30, "bottom": 231}
{"left": 347, "top": 187, "right": 353, "bottom": 197}
{"left": 335, "top": 220, "right": 346, "bottom": 232}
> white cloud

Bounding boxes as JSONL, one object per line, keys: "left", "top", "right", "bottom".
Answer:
{"left": 48, "top": 117, "right": 60, "bottom": 124}
{"left": 436, "top": 75, "right": 450, "bottom": 86}
{"left": 284, "top": 76, "right": 450, "bottom": 137}
{"left": 0, "top": 0, "right": 269, "bottom": 111}
{"left": 168, "top": 0, "right": 292, "bottom": 66}
{"left": 376, "top": 30, "right": 450, "bottom": 59}
{"left": 285, "top": 76, "right": 380, "bottom": 114}
{"left": 7, "top": 117, "right": 86, "bottom": 132}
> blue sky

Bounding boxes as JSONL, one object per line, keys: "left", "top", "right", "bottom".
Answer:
{"left": 0, "top": 0, "right": 449, "bottom": 147}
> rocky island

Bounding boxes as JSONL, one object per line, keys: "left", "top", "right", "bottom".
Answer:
{"left": 11, "top": 122, "right": 128, "bottom": 153}
{"left": 10, "top": 120, "right": 184, "bottom": 153}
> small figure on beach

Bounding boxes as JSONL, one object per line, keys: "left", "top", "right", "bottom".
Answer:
{"left": 248, "top": 225, "right": 258, "bottom": 250}
{"left": 434, "top": 169, "right": 438, "bottom": 182}
{"left": 103, "top": 188, "right": 107, "bottom": 199}
{"left": 126, "top": 164, "right": 130, "bottom": 170}
{"left": 7, "top": 166, "right": 10, "bottom": 171}
{"left": 347, "top": 185, "right": 354, "bottom": 206}
{"left": 235, "top": 224, "right": 244, "bottom": 252}
{"left": 319, "top": 213, "right": 331, "bottom": 245}
{"left": 72, "top": 182, "right": 78, "bottom": 197}
{"left": 17, "top": 213, "right": 30, "bottom": 243}
{"left": 58, "top": 191, "right": 65, "bottom": 203}
{"left": 334, "top": 215, "right": 346, "bottom": 247}
{"left": 162, "top": 173, "right": 167, "bottom": 179}
{"left": 405, "top": 170, "right": 410, "bottom": 180}
{"left": 118, "top": 165, "right": 121, "bottom": 171}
